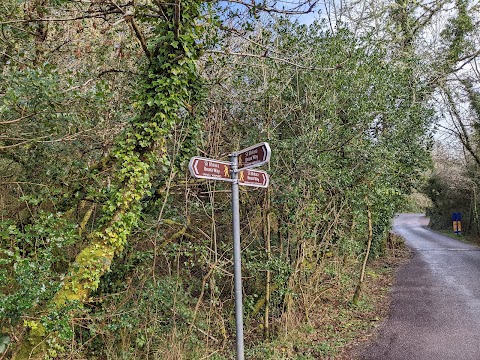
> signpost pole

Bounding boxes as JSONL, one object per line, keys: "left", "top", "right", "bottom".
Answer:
{"left": 230, "top": 153, "right": 245, "bottom": 360}
{"left": 189, "top": 142, "right": 270, "bottom": 360}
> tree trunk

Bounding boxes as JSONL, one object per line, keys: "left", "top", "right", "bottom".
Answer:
{"left": 352, "top": 202, "right": 373, "bottom": 305}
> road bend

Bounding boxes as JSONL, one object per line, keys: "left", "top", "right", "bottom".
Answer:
{"left": 361, "top": 213, "right": 480, "bottom": 360}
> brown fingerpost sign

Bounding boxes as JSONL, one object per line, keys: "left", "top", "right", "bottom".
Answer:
{"left": 188, "top": 157, "right": 232, "bottom": 181}
{"left": 238, "top": 169, "right": 269, "bottom": 188}
{"left": 237, "top": 142, "right": 271, "bottom": 170}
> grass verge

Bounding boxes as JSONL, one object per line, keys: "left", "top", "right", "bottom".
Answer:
{"left": 433, "top": 229, "right": 480, "bottom": 246}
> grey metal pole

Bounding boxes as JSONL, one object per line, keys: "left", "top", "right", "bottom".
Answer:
{"left": 230, "top": 154, "right": 245, "bottom": 360}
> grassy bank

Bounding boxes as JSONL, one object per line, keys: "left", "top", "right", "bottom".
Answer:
{"left": 434, "top": 229, "right": 480, "bottom": 247}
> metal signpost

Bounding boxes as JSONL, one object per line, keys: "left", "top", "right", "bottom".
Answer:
{"left": 189, "top": 143, "right": 271, "bottom": 360}
{"left": 229, "top": 154, "right": 244, "bottom": 359}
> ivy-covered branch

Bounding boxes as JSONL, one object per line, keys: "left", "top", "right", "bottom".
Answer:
{"left": 12, "top": 0, "right": 205, "bottom": 357}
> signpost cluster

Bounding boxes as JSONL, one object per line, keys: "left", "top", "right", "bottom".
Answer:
{"left": 188, "top": 142, "right": 271, "bottom": 360}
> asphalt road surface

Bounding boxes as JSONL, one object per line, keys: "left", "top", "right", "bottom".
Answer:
{"left": 361, "top": 213, "right": 480, "bottom": 360}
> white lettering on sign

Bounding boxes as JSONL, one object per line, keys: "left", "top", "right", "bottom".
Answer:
{"left": 207, "top": 161, "right": 220, "bottom": 168}
{"left": 244, "top": 150, "right": 259, "bottom": 164}
{"left": 238, "top": 169, "right": 269, "bottom": 188}
{"left": 205, "top": 164, "right": 220, "bottom": 174}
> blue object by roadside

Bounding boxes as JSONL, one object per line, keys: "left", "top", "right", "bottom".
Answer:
{"left": 452, "top": 212, "right": 462, "bottom": 221}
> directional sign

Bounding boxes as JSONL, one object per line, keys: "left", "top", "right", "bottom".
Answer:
{"left": 237, "top": 142, "right": 271, "bottom": 170}
{"left": 188, "top": 141, "right": 271, "bottom": 360}
{"left": 238, "top": 169, "right": 269, "bottom": 188}
{"left": 189, "top": 157, "right": 232, "bottom": 182}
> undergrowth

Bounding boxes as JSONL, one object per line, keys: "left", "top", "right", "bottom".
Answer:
{"left": 243, "top": 234, "right": 410, "bottom": 360}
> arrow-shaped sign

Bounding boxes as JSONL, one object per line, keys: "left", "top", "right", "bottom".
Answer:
{"left": 236, "top": 142, "right": 271, "bottom": 171}
{"left": 238, "top": 169, "right": 269, "bottom": 188}
{"left": 188, "top": 157, "right": 233, "bottom": 182}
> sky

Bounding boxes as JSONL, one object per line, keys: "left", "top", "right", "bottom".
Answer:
{"left": 293, "top": 2, "right": 332, "bottom": 25}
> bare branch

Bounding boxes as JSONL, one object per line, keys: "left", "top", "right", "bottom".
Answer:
{"left": 0, "top": 113, "right": 36, "bottom": 125}
{"left": 125, "top": 12, "right": 151, "bottom": 58}
{"left": 206, "top": 50, "right": 345, "bottom": 72}
{"left": 0, "top": 12, "right": 122, "bottom": 25}
{"left": 98, "top": 68, "right": 140, "bottom": 77}
{"left": 219, "top": 0, "right": 319, "bottom": 15}
{"left": 0, "top": 137, "right": 49, "bottom": 150}
{"left": 443, "top": 87, "right": 480, "bottom": 166}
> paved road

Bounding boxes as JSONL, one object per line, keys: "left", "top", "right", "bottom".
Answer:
{"left": 361, "top": 213, "right": 480, "bottom": 360}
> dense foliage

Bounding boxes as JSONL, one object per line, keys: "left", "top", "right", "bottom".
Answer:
{"left": 419, "top": 0, "right": 480, "bottom": 235}
{"left": 1, "top": 0, "right": 477, "bottom": 358}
